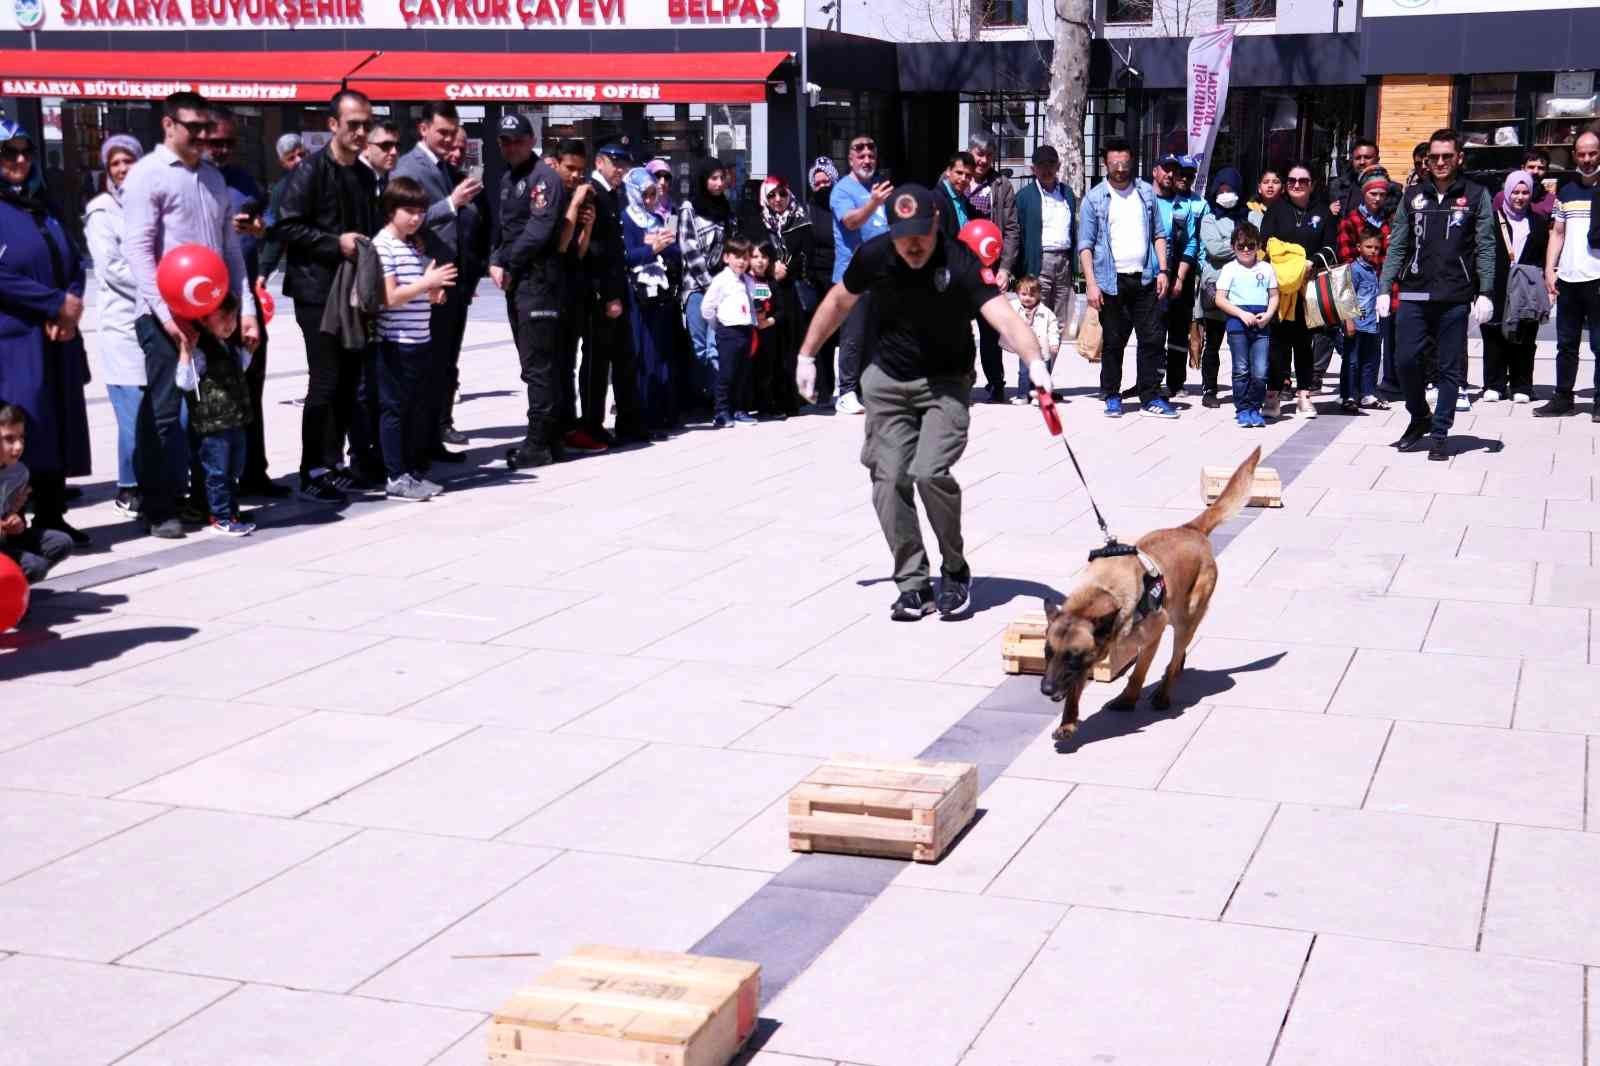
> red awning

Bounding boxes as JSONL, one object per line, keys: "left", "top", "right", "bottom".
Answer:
{"left": 0, "top": 51, "right": 375, "bottom": 102}
{"left": 346, "top": 51, "right": 790, "bottom": 105}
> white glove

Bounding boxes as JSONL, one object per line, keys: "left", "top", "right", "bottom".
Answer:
{"left": 175, "top": 357, "right": 199, "bottom": 392}
{"left": 1470, "top": 295, "right": 1493, "bottom": 326}
{"left": 796, "top": 354, "right": 817, "bottom": 404}
{"left": 1027, "top": 358, "right": 1053, "bottom": 394}
{"left": 1376, "top": 294, "right": 1391, "bottom": 320}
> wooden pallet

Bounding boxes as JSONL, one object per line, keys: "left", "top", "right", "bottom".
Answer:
{"left": 1201, "top": 464, "right": 1283, "bottom": 508}
{"left": 788, "top": 756, "right": 978, "bottom": 863}
{"left": 1001, "top": 611, "right": 1140, "bottom": 682}
{"left": 488, "top": 944, "right": 760, "bottom": 1066}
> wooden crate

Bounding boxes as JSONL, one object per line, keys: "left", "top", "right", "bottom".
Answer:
{"left": 1001, "top": 611, "right": 1140, "bottom": 682}
{"left": 788, "top": 756, "right": 977, "bottom": 863}
{"left": 488, "top": 944, "right": 760, "bottom": 1066}
{"left": 1200, "top": 465, "right": 1283, "bottom": 508}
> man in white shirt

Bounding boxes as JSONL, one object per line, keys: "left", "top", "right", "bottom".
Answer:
{"left": 1016, "top": 144, "right": 1078, "bottom": 333}
{"left": 1537, "top": 129, "right": 1600, "bottom": 420}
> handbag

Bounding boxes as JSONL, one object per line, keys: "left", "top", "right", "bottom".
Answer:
{"left": 795, "top": 279, "right": 819, "bottom": 315}
{"left": 1077, "top": 303, "right": 1103, "bottom": 362}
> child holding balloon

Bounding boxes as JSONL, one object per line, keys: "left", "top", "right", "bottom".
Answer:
{"left": 178, "top": 293, "right": 256, "bottom": 536}
{"left": 0, "top": 404, "right": 74, "bottom": 583}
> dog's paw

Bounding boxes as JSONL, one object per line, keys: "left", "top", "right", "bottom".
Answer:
{"left": 1052, "top": 721, "right": 1078, "bottom": 743}
{"left": 1152, "top": 691, "right": 1172, "bottom": 711}
{"left": 1104, "top": 694, "right": 1139, "bottom": 712}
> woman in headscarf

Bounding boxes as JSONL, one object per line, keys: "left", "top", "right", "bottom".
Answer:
{"left": 645, "top": 158, "right": 674, "bottom": 221}
{"left": 0, "top": 119, "right": 92, "bottom": 545}
{"left": 622, "top": 167, "right": 682, "bottom": 438}
{"left": 1481, "top": 169, "right": 1550, "bottom": 404}
{"left": 677, "top": 155, "right": 734, "bottom": 412}
{"left": 803, "top": 156, "right": 838, "bottom": 406}
{"left": 1195, "top": 165, "right": 1250, "bottom": 408}
{"left": 83, "top": 133, "right": 146, "bottom": 518}
{"left": 756, "top": 176, "right": 814, "bottom": 418}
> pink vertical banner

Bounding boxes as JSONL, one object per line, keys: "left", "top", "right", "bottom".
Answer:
{"left": 1186, "top": 25, "right": 1235, "bottom": 196}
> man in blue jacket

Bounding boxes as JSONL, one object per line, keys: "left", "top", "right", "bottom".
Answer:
{"left": 1077, "top": 138, "right": 1172, "bottom": 418}
{"left": 1156, "top": 153, "right": 1204, "bottom": 397}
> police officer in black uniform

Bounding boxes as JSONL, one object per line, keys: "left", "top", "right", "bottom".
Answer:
{"left": 1378, "top": 127, "right": 1497, "bottom": 461}
{"left": 490, "top": 118, "right": 593, "bottom": 468}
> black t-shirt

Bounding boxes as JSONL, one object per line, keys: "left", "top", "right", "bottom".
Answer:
{"left": 842, "top": 232, "right": 1000, "bottom": 382}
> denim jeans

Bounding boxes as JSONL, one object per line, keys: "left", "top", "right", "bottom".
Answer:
{"left": 376, "top": 339, "right": 431, "bottom": 479}
{"left": 133, "top": 315, "right": 193, "bottom": 521}
{"left": 1342, "top": 331, "right": 1381, "bottom": 402}
{"left": 837, "top": 293, "right": 873, "bottom": 397}
{"left": 105, "top": 384, "right": 141, "bottom": 488}
{"left": 684, "top": 290, "right": 717, "bottom": 402}
{"left": 1228, "top": 326, "right": 1269, "bottom": 412}
{"left": 1396, "top": 299, "right": 1468, "bottom": 438}
{"left": 1553, "top": 278, "right": 1600, "bottom": 398}
{"left": 197, "top": 428, "right": 245, "bottom": 521}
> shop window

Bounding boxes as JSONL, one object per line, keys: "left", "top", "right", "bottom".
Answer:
{"left": 1218, "top": 0, "right": 1274, "bottom": 19}
{"left": 979, "top": 0, "right": 1027, "bottom": 27}
{"left": 1105, "top": 0, "right": 1151, "bottom": 24}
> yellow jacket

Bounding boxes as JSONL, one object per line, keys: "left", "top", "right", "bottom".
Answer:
{"left": 1267, "top": 237, "right": 1308, "bottom": 322}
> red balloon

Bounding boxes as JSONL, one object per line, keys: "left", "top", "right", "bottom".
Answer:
{"left": 254, "top": 278, "right": 275, "bottom": 326}
{"left": 0, "top": 553, "right": 29, "bottom": 631}
{"left": 958, "top": 219, "right": 1003, "bottom": 267}
{"left": 156, "top": 243, "right": 229, "bottom": 319}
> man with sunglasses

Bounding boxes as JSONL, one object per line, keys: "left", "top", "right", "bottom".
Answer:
{"left": 829, "top": 134, "right": 893, "bottom": 414}
{"left": 1377, "top": 128, "right": 1496, "bottom": 460}
{"left": 204, "top": 105, "right": 289, "bottom": 499}
{"left": 122, "top": 91, "right": 257, "bottom": 539}
{"left": 362, "top": 120, "right": 401, "bottom": 194}
{"left": 272, "top": 89, "right": 382, "bottom": 502}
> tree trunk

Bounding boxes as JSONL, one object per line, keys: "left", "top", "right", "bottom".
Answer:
{"left": 1045, "top": 0, "right": 1093, "bottom": 197}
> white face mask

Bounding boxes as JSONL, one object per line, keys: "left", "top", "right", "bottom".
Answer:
{"left": 1578, "top": 159, "right": 1600, "bottom": 179}
{"left": 1215, "top": 191, "right": 1239, "bottom": 209}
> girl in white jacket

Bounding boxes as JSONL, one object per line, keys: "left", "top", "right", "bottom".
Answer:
{"left": 1006, "top": 275, "right": 1062, "bottom": 403}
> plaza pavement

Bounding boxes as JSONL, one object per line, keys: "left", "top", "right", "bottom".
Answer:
{"left": 1, "top": 281, "right": 1597, "bottom": 1066}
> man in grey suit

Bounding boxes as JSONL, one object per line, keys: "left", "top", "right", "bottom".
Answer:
{"left": 393, "top": 101, "right": 484, "bottom": 459}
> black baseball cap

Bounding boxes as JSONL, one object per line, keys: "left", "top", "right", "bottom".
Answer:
{"left": 498, "top": 113, "right": 534, "bottom": 139}
{"left": 887, "top": 183, "right": 937, "bottom": 238}
{"left": 1031, "top": 144, "right": 1059, "bottom": 166}
{"left": 597, "top": 142, "right": 633, "bottom": 163}
{"left": 1156, "top": 152, "right": 1183, "bottom": 170}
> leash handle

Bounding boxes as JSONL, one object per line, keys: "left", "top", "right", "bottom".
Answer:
{"left": 1036, "top": 388, "right": 1062, "bottom": 435}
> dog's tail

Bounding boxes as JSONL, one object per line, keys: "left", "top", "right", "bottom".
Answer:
{"left": 1186, "top": 446, "right": 1262, "bottom": 538}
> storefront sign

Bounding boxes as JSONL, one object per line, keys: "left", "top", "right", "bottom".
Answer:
{"left": 1186, "top": 25, "right": 1234, "bottom": 196}
{"left": 355, "top": 77, "right": 768, "bottom": 103}
{"left": 0, "top": 76, "right": 321, "bottom": 99}
{"left": 2, "top": 0, "right": 789, "bottom": 28}
{"left": 1366, "top": 0, "right": 1600, "bottom": 14}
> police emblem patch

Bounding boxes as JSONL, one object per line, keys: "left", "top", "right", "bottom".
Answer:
{"left": 1412, "top": 194, "right": 1427, "bottom": 210}
{"left": 532, "top": 184, "right": 548, "bottom": 209}
{"left": 894, "top": 193, "right": 918, "bottom": 219}
{"left": 934, "top": 268, "right": 951, "bottom": 292}
{"left": 1455, "top": 196, "right": 1469, "bottom": 207}
{"left": 515, "top": 180, "right": 526, "bottom": 197}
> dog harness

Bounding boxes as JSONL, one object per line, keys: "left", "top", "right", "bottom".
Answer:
{"left": 1087, "top": 540, "right": 1168, "bottom": 625}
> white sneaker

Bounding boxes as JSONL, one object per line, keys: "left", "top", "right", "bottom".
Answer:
{"left": 836, "top": 392, "right": 865, "bottom": 415}
{"left": 1513, "top": 392, "right": 1531, "bottom": 404}
{"left": 1481, "top": 389, "right": 1502, "bottom": 402}
{"left": 1426, "top": 385, "right": 1438, "bottom": 400}
{"left": 1297, "top": 393, "right": 1317, "bottom": 418}
{"left": 1456, "top": 394, "right": 1471, "bottom": 412}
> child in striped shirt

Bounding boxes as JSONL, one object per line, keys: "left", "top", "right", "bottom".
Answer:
{"left": 374, "top": 177, "right": 456, "bottom": 502}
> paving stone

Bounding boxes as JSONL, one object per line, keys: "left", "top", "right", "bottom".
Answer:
{"left": 118, "top": 712, "right": 470, "bottom": 817}
{"left": 988, "top": 784, "right": 1273, "bottom": 919}
{"left": 762, "top": 887, "right": 1063, "bottom": 1066}
{"left": 1481, "top": 825, "right": 1600, "bottom": 965}
{"left": 1534, "top": 562, "right": 1600, "bottom": 608}
{"left": 1545, "top": 500, "right": 1600, "bottom": 532}
{"left": 0, "top": 614, "right": 243, "bottom": 686}
{"left": 1514, "top": 661, "right": 1600, "bottom": 734}
{"left": 352, "top": 584, "right": 593, "bottom": 642}
{"left": 94, "top": 624, "right": 387, "bottom": 700}
{"left": 1424, "top": 494, "right": 1549, "bottom": 530}
{"left": 1246, "top": 548, "right": 1402, "bottom": 594}
{"left": 356, "top": 850, "right": 768, "bottom": 1013}
{"left": 0, "top": 808, "right": 352, "bottom": 960}
{"left": 0, "top": 789, "right": 165, "bottom": 884}
{"left": 1171, "top": 636, "right": 1355, "bottom": 712}
{"left": 1311, "top": 488, "right": 1432, "bottom": 522}
{"left": 492, "top": 593, "right": 726, "bottom": 654}
{"left": 0, "top": 954, "right": 235, "bottom": 1066}
{"left": 1387, "top": 557, "right": 1535, "bottom": 605}
{"left": 119, "top": 983, "right": 480, "bottom": 1066}
{"left": 500, "top": 744, "right": 816, "bottom": 861}
{"left": 732, "top": 678, "right": 987, "bottom": 758}
{"left": 961, "top": 908, "right": 1309, "bottom": 1066}
{"left": 1271, "top": 935, "right": 1579, "bottom": 1066}
{"left": 1458, "top": 525, "right": 1593, "bottom": 566}
{"left": 237, "top": 574, "right": 460, "bottom": 631}
{"left": 1226, "top": 804, "right": 1493, "bottom": 947}
{"left": 893, "top": 777, "right": 1071, "bottom": 895}
{"left": 1328, "top": 649, "right": 1518, "bottom": 727}
{"left": 395, "top": 648, "right": 669, "bottom": 731}
{"left": 126, "top": 830, "right": 558, "bottom": 992}
{"left": 1161, "top": 705, "right": 1391, "bottom": 806}
{"left": 1365, "top": 721, "right": 1585, "bottom": 828}
{"left": 1006, "top": 703, "right": 1211, "bottom": 789}
{"left": 1424, "top": 599, "right": 1589, "bottom": 662}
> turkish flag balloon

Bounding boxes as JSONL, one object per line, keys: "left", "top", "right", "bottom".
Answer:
{"left": 958, "top": 219, "right": 1003, "bottom": 268}
{"left": 0, "top": 554, "right": 29, "bottom": 632}
{"left": 254, "top": 278, "right": 275, "bottom": 326}
{"left": 157, "top": 244, "right": 228, "bottom": 319}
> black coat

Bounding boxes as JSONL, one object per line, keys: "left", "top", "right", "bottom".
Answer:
{"left": 269, "top": 147, "right": 379, "bottom": 307}
{"left": 806, "top": 189, "right": 836, "bottom": 292}
{"left": 583, "top": 175, "right": 628, "bottom": 304}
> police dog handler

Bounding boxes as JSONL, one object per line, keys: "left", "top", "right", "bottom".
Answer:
{"left": 796, "top": 184, "right": 1052, "bottom": 621}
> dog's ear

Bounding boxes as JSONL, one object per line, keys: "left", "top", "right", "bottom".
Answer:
{"left": 1042, "top": 598, "right": 1060, "bottom": 622}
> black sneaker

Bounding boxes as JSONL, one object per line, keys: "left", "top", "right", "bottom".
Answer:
{"left": 298, "top": 474, "right": 348, "bottom": 504}
{"left": 1201, "top": 392, "right": 1221, "bottom": 409}
{"left": 113, "top": 488, "right": 142, "bottom": 516}
{"left": 890, "top": 586, "right": 936, "bottom": 621}
{"left": 441, "top": 425, "right": 469, "bottom": 446}
{"left": 1534, "top": 394, "right": 1574, "bottom": 417}
{"left": 1428, "top": 437, "right": 1450, "bottom": 462}
{"left": 936, "top": 573, "right": 971, "bottom": 617}
{"left": 147, "top": 517, "right": 185, "bottom": 539}
{"left": 176, "top": 498, "right": 210, "bottom": 526}
{"left": 1391, "top": 420, "right": 1430, "bottom": 452}
{"left": 1592, "top": 407, "right": 1600, "bottom": 424}
{"left": 506, "top": 445, "right": 556, "bottom": 469}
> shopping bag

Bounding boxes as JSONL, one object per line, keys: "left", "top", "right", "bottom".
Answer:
{"left": 1077, "top": 303, "right": 1103, "bottom": 362}
{"left": 1327, "top": 263, "right": 1360, "bottom": 321}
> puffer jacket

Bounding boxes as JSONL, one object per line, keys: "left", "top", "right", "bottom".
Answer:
{"left": 82, "top": 188, "right": 145, "bottom": 387}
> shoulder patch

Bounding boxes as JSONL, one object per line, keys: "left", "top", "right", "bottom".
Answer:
{"left": 532, "top": 183, "right": 549, "bottom": 210}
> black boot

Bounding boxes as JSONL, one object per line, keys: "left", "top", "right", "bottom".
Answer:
{"left": 29, "top": 470, "right": 90, "bottom": 546}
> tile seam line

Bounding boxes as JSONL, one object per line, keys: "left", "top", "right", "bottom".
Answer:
{"left": 103, "top": 979, "right": 246, "bottom": 1066}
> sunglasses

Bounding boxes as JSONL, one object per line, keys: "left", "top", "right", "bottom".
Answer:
{"left": 176, "top": 120, "right": 214, "bottom": 136}
{"left": 1286, "top": 177, "right": 1312, "bottom": 186}
{"left": 1234, "top": 242, "right": 1259, "bottom": 250}
{"left": 850, "top": 141, "right": 876, "bottom": 153}
{"left": 371, "top": 140, "right": 400, "bottom": 152}
{"left": 0, "top": 144, "right": 34, "bottom": 161}
{"left": 1426, "top": 152, "right": 1457, "bottom": 163}
{"left": 343, "top": 119, "right": 374, "bottom": 132}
